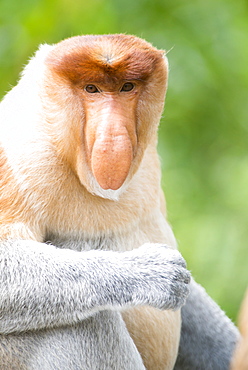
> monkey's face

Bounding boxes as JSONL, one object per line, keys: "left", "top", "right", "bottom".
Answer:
{"left": 81, "top": 81, "right": 138, "bottom": 191}
{"left": 45, "top": 34, "right": 168, "bottom": 199}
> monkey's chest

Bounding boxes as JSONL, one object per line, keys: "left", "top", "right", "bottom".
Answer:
{"left": 44, "top": 207, "right": 176, "bottom": 252}
{"left": 42, "top": 189, "right": 149, "bottom": 250}
{"left": 45, "top": 231, "right": 141, "bottom": 252}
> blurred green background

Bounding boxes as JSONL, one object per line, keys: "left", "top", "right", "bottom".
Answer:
{"left": 0, "top": 0, "right": 247, "bottom": 321}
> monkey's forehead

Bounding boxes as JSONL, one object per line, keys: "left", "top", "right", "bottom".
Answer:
{"left": 45, "top": 34, "right": 166, "bottom": 85}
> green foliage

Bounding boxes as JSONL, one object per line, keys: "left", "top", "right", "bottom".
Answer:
{"left": 0, "top": 0, "right": 247, "bottom": 321}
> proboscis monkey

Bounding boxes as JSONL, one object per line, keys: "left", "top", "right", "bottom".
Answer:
{"left": 0, "top": 33, "right": 190, "bottom": 370}
{"left": 0, "top": 34, "right": 239, "bottom": 370}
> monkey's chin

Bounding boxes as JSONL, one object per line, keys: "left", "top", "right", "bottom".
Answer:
{"left": 85, "top": 171, "right": 128, "bottom": 201}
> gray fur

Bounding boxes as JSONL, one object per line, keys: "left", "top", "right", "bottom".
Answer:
{"left": 0, "top": 238, "right": 239, "bottom": 370}
{"left": 174, "top": 279, "right": 240, "bottom": 370}
{"left": 0, "top": 311, "right": 145, "bottom": 370}
{"left": 0, "top": 240, "right": 189, "bottom": 334}
{"left": 0, "top": 239, "right": 190, "bottom": 369}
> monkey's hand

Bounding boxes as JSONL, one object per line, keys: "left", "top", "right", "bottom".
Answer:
{"left": 116, "top": 243, "right": 191, "bottom": 311}
{"left": 0, "top": 240, "right": 190, "bottom": 334}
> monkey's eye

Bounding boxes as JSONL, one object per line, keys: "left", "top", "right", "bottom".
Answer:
{"left": 121, "top": 82, "right": 135, "bottom": 92}
{"left": 85, "top": 85, "right": 99, "bottom": 93}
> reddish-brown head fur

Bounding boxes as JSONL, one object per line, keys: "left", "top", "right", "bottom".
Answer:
{"left": 45, "top": 34, "right": 167, "bottom": 192}
{"left": 47, "top": 34, "right": 164, "bottom": 86}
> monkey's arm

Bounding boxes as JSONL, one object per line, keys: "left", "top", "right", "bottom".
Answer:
{"left": 174, "top": 278, "right": 240, "bottom": 370}
{"left": 0, "top": 240, "right": 190, "bottom": 334}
